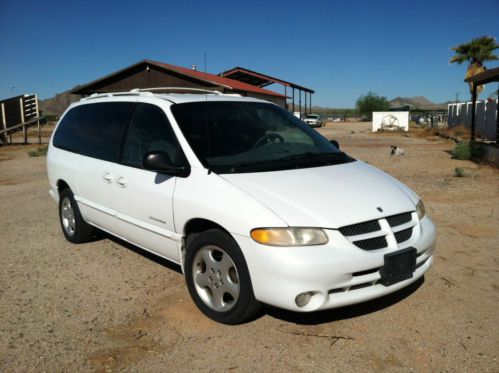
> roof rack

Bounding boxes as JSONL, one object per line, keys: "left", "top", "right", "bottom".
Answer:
{"left": 79, "top": 87, "right": 228, "bottom": 102}
{"left": 129, "top": 87, "right": 224, "bottom": 95}
{"left": 80, "top": 91, "right": 154, "bottom": 101}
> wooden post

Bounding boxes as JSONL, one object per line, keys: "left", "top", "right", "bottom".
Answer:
{"left": 470, "top": 84, "right": 477, "bottom": 143}
{"left": 35, "top": 95, "right": 41, "bottom": 144}
{"left": 496, "top": 98, "right": 498, "bottom": 146}
{"left": 1, "top": 103, "right": 6, "bottom": 145}
{"left": 20, "top": 97, "right": 27, "bottom": 144}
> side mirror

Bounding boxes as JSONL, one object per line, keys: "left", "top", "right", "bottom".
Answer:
{"left": 330, "top": 140, "right": 340, "bottom": 149}
{"left": 142, "top": 151, "right": 190, "bottom": 177}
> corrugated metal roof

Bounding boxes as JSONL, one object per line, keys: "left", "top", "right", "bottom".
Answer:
{"left": 220, "top": 66, "right": 314, "bottom": 93}
{"left": 145, "top": 60, "right": 286, "bottom": 98}
{"left": 71, "top": 59, "right": 286, "bottom": 98}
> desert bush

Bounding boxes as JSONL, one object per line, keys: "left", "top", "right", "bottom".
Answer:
{"left": 452, "top": 143, "right": 471, "bottom": 160}
{"left": 28, "top": 146, "right": 48, "bottom": 157}
{"left": 451, "top": 142, "right": 483, "bottom": 160}
{"left": 454, "top": 167, "right": 466, "bottom": 177}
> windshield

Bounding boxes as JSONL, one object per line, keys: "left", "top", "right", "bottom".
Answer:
{"left": 171, "top": 101, "right": 353, "bottom": 174}
{"left": 305, "top": 114, "right": 319, "bottom": 119}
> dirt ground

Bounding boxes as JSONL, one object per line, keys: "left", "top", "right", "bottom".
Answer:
{"left": 0, "top": 122, "right": 498, "bottom": 372}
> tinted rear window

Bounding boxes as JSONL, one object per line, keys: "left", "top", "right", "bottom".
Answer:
{"left": 53, "top": 102, "right": 133, "bottom": 162}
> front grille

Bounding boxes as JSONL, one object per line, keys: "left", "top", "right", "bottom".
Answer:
{"left": 386, "top": 212, "right": 412, "bottom": 227}
{"left": 339, "top": 211, "right": 416, "bottom": 251}
{"left": 353, "top": 267, "right": 381, "bottom": 277}
{"left": 339, "top": 219, "right": 380, "bottom": 236}
{"left": 395, "top": 227, "right": 413, "bottom": 243}
{"left": 352, "top": 236, "right": 387, "bottom": 251}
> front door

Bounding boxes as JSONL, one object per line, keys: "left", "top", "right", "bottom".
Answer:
{"left": 111, "top": 103, "right": 184, "bottom": 262}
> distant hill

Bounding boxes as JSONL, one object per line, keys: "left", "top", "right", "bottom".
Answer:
{"left": 38, "top": 90, "right": 450, "bottom": 117}
{"left": 291, "top": 96, "right": 450, "bottom": 113}
{"left": 389, "top": 96, "right": 449, "bottom": 110}
{"left": 39, "top": 88, "right": 80, "bottom": 116}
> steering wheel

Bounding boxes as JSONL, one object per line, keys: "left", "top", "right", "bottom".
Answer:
{"left": 252, "top": 133, "right": 284, "bottom": 149}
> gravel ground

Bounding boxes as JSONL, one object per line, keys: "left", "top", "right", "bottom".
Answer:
{"left": 0, "top": 122, "right": 498, "bottom": 372}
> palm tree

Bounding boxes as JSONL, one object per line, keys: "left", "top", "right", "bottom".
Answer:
{"left": 450, "top": 36, "right": 498, "bottom": 96}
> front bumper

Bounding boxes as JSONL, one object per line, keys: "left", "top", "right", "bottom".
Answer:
{"left": 304, "top": 121, "right": 319, "bottom": 126}
{"left": 233, "top": 215, "right": 436, "bottom": 312}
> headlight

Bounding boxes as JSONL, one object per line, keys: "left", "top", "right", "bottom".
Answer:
{"left": 250, "top": 227, "right": 329, "bottom": 246}
{"left": 416, "top": 200, "right": 426, "bottom": 220}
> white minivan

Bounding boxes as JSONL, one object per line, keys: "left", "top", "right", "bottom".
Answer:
{"left": 47, "top": 89, "right": 436, "bottom": 324}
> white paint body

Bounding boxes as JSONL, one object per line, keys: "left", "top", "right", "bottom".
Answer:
{"left": 372, "top": 112, "right": 409, "bottom": 132}
{"left": 47, "top": 93, "right": 436, "bottom": 312}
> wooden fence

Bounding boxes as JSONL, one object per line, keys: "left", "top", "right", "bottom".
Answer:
{"left": 0, "top": 94, "right": 42, "bottom": 145}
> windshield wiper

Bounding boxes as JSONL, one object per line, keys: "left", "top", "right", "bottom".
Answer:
{"left": 228, "top": 159, "right": 271, "bottom": 173}
{"left": 213, "top": 152, "right": 353, "bottom": 174}
{"left": 276, "top": 151, "right": 348, "bottom": 161}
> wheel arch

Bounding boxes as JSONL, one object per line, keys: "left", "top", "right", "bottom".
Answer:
{"left": 180, "top": 218, "right": 232, "bottom": 272}
{"left": 57, "top": 179, "right": 71, "bottom": 194}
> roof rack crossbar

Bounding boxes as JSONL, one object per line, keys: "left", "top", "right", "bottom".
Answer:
{"left": 130, "top": 87, "right": 223, "bottom": 95}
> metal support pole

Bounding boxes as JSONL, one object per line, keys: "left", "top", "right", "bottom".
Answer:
{"left": 299, "top": 90, "right": 302, "bottom": 118}
{"left": 292, "top": 88, "right": 295, "bottom": 113}
{"left": 284, "top": 86, "right": 287, "bottom": 110}
{"left": 310, "top": 93, "right": 312, "bottom": 115}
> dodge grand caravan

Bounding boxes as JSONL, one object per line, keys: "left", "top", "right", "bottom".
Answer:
{"left": 47, "top": 89, "right": 436, "bottom": 324}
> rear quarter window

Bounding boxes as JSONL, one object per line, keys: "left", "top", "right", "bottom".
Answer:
{"left": 53, "top": 102, "right": 133, "bottom": 162}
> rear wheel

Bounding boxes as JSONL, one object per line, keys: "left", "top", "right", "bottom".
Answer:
{"left": 59, "top": 189, "right": 94, "bottom": 243}
{"left": 185, "top": 229, "right": 261, "bottom": 324}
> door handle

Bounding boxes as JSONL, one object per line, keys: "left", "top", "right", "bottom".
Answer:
{"left": 103, "top": 172, "right": 114, "bottom": 183}
{"left": 116, "top": 176, "right": 128, "bottom": 188}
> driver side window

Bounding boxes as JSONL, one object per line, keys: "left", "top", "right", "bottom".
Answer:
{"left": 121, "top": 103, "right": 184, "bottom": 168}
{"left": 256, "top": 108, "right": 313, "bottom": 145}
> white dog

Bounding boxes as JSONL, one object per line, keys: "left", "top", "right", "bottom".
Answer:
{"left": 390, "top": 145, "right": 405, "bottom": 156}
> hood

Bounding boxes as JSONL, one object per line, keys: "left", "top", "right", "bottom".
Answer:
{"left": 220, "top": 161, "right": 417, "bottom": 228}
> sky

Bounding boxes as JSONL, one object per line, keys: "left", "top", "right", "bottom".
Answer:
{"left": 1, "top": 0, "right": 498, "bottom": 108}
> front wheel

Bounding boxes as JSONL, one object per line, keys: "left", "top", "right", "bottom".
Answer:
{"left": 184, "top": 229, "right": 261, "bottom": 324}
{"left": 59, "top": 189, "right": 95, "bottom": 243}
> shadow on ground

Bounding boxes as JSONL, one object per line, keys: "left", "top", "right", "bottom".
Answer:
{"left": 103, "top": 232, "right": 424, "bottom": 325}
{"left": 105, "top": 233, "right": 182, "bottom": 274}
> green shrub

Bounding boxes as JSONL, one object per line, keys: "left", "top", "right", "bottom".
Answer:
{"left": 452, "top": 142, "right": 471, "bottom": 160}
{"left": 451, "top": 142, "right": 483, "bottom": 161}
{"left": 28, "top": 146, "right": 48, "bottom": 157}
{"left": 454, "top": 167, "right": 466, "bottom": 177}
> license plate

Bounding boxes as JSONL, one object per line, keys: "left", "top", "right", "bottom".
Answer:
{"left": 379, "top": 247, "right": 417, "bottom": 286}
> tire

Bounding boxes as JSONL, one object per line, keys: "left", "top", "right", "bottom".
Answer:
{"left": 59, "top": 188, "right": 95, "bottom": 243}
{"left": 184, "top": 229, "right": 262, "bottom": 324}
